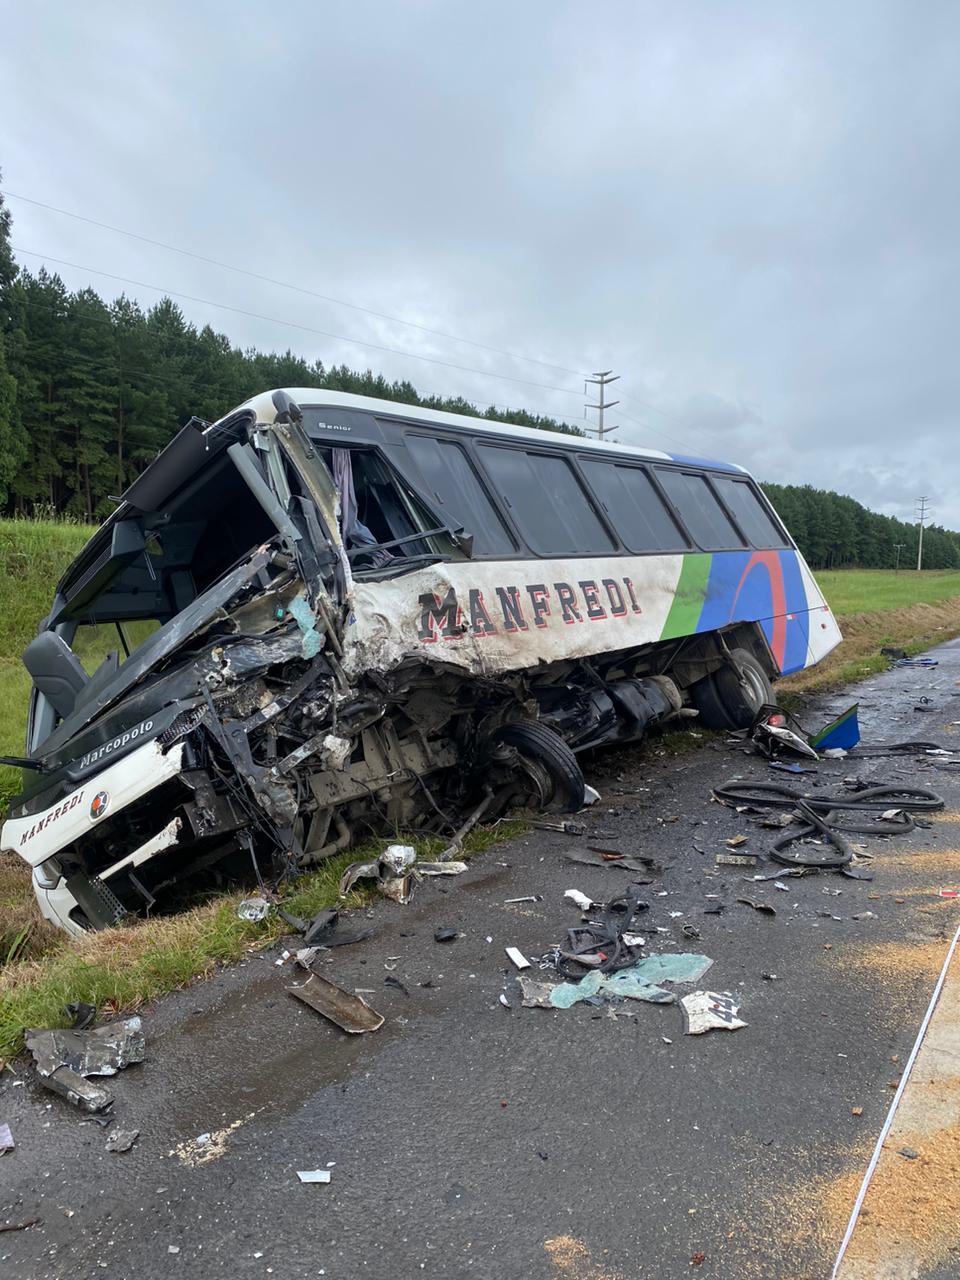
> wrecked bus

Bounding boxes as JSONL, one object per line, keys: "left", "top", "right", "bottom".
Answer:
{"left": 1, "top": 389, "right": 841, "bottom": 935}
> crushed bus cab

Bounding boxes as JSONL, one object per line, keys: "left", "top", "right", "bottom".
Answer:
{"left": 0, "top": 388, "right": 841, "bottom": 935}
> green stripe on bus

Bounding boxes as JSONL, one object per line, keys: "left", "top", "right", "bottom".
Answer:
{"left": 660, "top": 554, "right": 712, "bottom": 639}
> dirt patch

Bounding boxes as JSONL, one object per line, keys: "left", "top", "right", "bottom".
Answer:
{"left": 837, "top": 1119, "right": 960, "bottom": 1274}
{"left": 544, "top": 1235, "right": 624, "bottom": 1280}
{"left": 827, "top": 938, "right": 950, "bottom": 985}
{"left": 0, "top": 851, "right": 57, "bottom": 965}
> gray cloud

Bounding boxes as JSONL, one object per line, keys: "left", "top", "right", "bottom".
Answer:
{"left": 4, "top": 1, "right": 959, "bottom": 525}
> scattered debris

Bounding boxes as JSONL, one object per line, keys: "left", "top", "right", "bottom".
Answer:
{"left": 527, "top": 953, "right": 714, "bottom": 1010}
{"left": 434, "top": 927, "right": 458, "bottom": 943}
{"left": 415, "top": 861, "right": 468, "bottom": 877}
{"left": 384, "top": 975, "right": 410, "bottom": 996}
{"left": 564, "top": 849, "right": 656, "bottom": 875}
{"left": 852, "top": 910, "right": 878, "bottom": 920}
{"left": 339, "top": 844, "right": 417, "bottom": 903}
{"left": 172, "top": 1114, "right": 254, "bottom": 1167}
{"left": 0, "top": 1124, "right": 13, "bottom": 1154}
{"left": 0, "top": 1218, "right": 41, "bottom": 1234}
{"left": 716, "top": 852, "right": 758, "bottom": 867}
{"left": 283, "top": 906, "right": 373, "bottom": 948}
{"left": 563, "top": 889, "right": 595, "bottom": 911}
{"left": 736, "top": 898, "right": 777, "bottom": 916}
{"left": 237, "top": 896, "right": 272, "bottom": 922}
{"left": 297, "top": 1169, "right": 332, "bottom": 1184}
{"left": 498, "top": 993, "right": 511, "bottom": 1008}
{"left": 898, "top": 1147, "right": 919, "bottom": 1160}
{"left": 288, "top": 973, "right": 384, "bottom": 1033}
{"left": 809, "top": 703, "right": 861, "bottom": 752}
{"left": 940, "top": 889, "right": 959, "bottom": 899}
{"left": 505, "top": 946, "right": 531, "bottom": 971}
{"left": 726, "top": 834, "right": 748, "bottom": 848}
{"left": 64, "top": 1001, "right": 96, "bottom": 1030}
{"left": 105, "top": 1128, "right": 140, "bottom": 1154}
{"left": 504, "top": 895, "right": 542, "bottom": 904}
{"left": 25, "top": 1016, "right": 145, "bottom": 1113}
{"left": 680, "top": 991, "right": 746, "bottom": 1035}
{"left": 851, "top": 1106, "right": 863, "bottom": 1116}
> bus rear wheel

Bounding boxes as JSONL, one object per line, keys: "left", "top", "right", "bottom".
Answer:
{"left": 690, "top": 647, "right": 773, "bottom": 731}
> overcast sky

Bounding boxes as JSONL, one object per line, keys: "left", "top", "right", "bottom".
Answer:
{"left": 4, "top": 2, "right": 959, "bottom": 526}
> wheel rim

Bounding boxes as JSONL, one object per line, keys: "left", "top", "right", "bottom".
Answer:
{"left": 738, "top": 664, "right": 768, "bottom": 711}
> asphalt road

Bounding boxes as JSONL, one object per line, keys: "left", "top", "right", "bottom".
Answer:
{"left": 4, "top": 643, "right": 960, "bottom": 1280}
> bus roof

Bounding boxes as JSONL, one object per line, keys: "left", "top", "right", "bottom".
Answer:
{"left": 233, "top": 388, "right": 747, "bottom": 475}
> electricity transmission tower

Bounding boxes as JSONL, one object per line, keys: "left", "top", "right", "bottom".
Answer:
{"left": 916, "top": 496, "right": 930, "bottom": 571}
{"left": 893, "top": 543, "right": 905, "bottom": 573}
{"left": 584, "top": 370, "right": 620, "bottom": 441}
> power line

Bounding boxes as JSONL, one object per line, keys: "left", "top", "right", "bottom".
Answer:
{"left": 12, "top": 245, "right": 591, "bottom": 402}
{"left": 2, "top": 188, "right": 586, "bottom": 378}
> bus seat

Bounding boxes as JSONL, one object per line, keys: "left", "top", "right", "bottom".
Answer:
{"left": 22, "top": 632, "right": 90, "bottom": 721}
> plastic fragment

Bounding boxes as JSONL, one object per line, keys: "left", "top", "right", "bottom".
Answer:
{"left": 680, "top": 991, "right": 746, "bottom": 1035}
{"left": 0, "top": 1123, "right": 13, "bottom": 1153}
{"left": 237, "top": 896, "right": 271, "bottom": 922}
{"left": 434, "top": 928, "right": 458, "bottom": 943}
{"left": 564, "top": 889, "right": 594, "bottom": 911}
{"left": 505, "top": 946, "right": 530, "bottom": 970}
{"left": 297, "top": 1169, "right": 332, "bottom": 1184}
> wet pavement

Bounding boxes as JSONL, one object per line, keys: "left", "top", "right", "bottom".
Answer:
{"left": 4, "top": 643, "right": 960, "bottom": 1279}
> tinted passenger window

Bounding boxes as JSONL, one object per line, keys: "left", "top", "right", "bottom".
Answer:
{"left": 654, "top": 469, "right": 745, "bottom": 549}
{"left": 712, "top": 477, "right": 789, "bottom": 549}
{"left": 404, "top": 435, "right": 514, "bottom": 555}
{"left": 580, "top": 461, "right": 690, "bottom": 553}
{"left": 477, "top": 446, "right": 615, "bottom": 556}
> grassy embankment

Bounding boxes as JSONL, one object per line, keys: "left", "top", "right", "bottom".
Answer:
{"left": 2, "top": 519, "right": 960, "bottom": 1061}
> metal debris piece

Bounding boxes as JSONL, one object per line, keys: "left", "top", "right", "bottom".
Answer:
{"left": 563, "top": 850, "right": 656, "bottom": 876}
{"left": 581, "top": 784, "right": 601, "bottom": 806}
{"left": 899, "top": 1147, "right": 919, "bottom": 1160}
{"left": 237, "top": 896, "right": 271, "bottom": 922}
{"left": 498, "top": 993, "right": 511, "bottom": 1008}
{"left": 680, "top": 991, "right": 746, "bottom": 1035}
{"left": 504, "top": 895, "right": 542, "bottom": 904}
{"left": 297, "top": 1169, "right": 331, "bottom": 1184}
{"left": 726, "top": 834, "right": 748, "bottom": 848}
{"left": 38, "top": 1067, "right": 114, "bottom": 1113}
{"left": 736, "top": 897, "right": 777, "bottom": 916}
{"left": 25, "top": 1016, "right": 144, "bottom": 1112}
{"left": 287, "top": 973, "right": 384, "bottom": 1033}
{"left": 716, "top": 853, "right": 758, "bottom": 867}
{"left": 384, "top": 974, "right": 410, "bottom": 996}
{"left": 0, "top": 1123, "right": 13, "bottom": 1153}
{"left": 339, "top": 844, "right": 417, "bottom": 903}
{"left": 505, "top": 946, "right": 530, "bottom": 970}
{"left": 0, "top": 1218, "right": 41, "bottom": 1233}
{"left": 415, "top": 861, "right": 468, "bottom": 877}
{"left": 64, "top": 1001, "right": 96, "bottom": 1030}
{"left": 105, "top": 1128, "right": 140, "bottom": 1154}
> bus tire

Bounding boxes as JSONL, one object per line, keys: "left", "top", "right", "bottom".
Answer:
{"left": 690, "top": 647, "right": 774, "bottom": 731}
{"left": 493, "top": 721, "right": 586, "bottom": 813}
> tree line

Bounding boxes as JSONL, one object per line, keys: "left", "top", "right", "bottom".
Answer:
{"left": 0, "top": 182, "right": 956, "bottom": 568}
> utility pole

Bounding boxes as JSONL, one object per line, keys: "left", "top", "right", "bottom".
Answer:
{"left": 584, "top": 370, "right": 620, "bottom": 441}
{"left": 916, "top": 496, "right": 929, "bottom": 571}
{"left": 894, "top": 543, "right": 905, "bottom": 573}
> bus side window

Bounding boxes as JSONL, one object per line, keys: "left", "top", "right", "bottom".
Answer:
{"left": 404, "top": 435, "right": 515, "bottom": 555}
{"left": 712, "top": 477, "right": 790, "bottom": 549}
{"left": 580, "top": 460, "right": 690, "bottom": 553}
{"left": 654, "top": 469, "right": 746, "bottom": 550}
{"left": 476, "top": 446, "right": 616, "bottom": 556}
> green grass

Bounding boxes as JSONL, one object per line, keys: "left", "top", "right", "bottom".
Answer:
{"left": 814, "top": 568, "right": 960, "bottom": 615}
{"left": 0, "top": 517, "right": 96, "bottom": 808}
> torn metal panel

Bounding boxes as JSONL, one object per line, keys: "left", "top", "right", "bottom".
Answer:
{"left": 25, "top": 1017, "right": 145, "bottom": 1077}
{"left": 287, "top": 973, "right": 384, "bottom": 1033}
